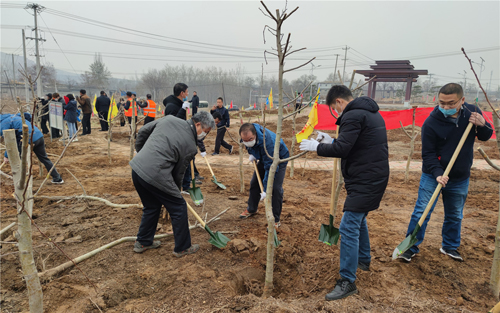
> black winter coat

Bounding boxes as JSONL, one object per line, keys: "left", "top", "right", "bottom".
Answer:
{"left": 95, "top": 95, "right": 111, "bottom": 112}
{"left": 163, "top": 95, "right": 186, "bottom": 120}
{"left": 421, "top": 103, "right": 492, "bottom": 182}
{"left": 317, "top": 97, "right": 389, "bottom": 213}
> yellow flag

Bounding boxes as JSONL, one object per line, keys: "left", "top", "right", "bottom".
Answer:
{"left": 295, "top": 102, "right": 319, "bottom": 143}
{"left": 314, "top": 86, "right": 320, "bottom": 105}
{"left": 92, "top": 94, "right": 97, "bottom": 116}
{"left": 107, "top": 95, "right": 118, "bottom": 120}
{"left": 267, "top": 88, "right": 273, "bottom": 109}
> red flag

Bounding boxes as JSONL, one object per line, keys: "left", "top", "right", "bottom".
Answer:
{"left": 432, "top": 95, "right": 436, "bottom": 102}
{"left": 254, "top": 102, "right": 256, "bottom": 108}
{"left": 230, "top": 101, "right": 233, "bottom": 109}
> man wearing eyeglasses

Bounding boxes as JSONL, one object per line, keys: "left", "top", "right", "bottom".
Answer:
{"left": 398, "top": 83, "right": 492, "bottom": 263}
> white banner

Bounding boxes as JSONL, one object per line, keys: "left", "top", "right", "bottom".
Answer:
{"left": 49, "top": 101, "right": 64, "bottom": 130}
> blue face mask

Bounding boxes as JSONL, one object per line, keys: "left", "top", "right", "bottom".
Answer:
{"left": 438, "top": 106, "right": 458, "bottom": 117}
{"left": 183, "top": 97, "right": 188, "bottom": 101}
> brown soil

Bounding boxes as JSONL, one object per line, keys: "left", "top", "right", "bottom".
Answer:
{"left": 1, "top": 114, "right": 498, "bottom": 312}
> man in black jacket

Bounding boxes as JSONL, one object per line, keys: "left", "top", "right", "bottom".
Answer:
{"left": 300, "top": 85, "right": 389, "bottom": 301}
{"left": 163, "top": 83, "right": 190, "bottom": 120}
{"left": 39, "top": 93, "right": 52, "bottom": 134}
{"left": 210, "top": 97, "right": 232, "bottom": 155}
{"left": 96, "top": 91, "right": 111, "bottom": 131}
{"left": 191, "top": 91, "right": 200, "bottom": 115}
{"left": 398, "top": 83, "right": 492, "bottom": 263}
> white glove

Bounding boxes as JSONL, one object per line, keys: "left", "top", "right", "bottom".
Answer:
{"left": 182, "top": 102, "right": 190, "bottom": 110}
{"left": 260, "top": 192, "right": 266, "bottom": 201}
{"left": 316, "top": 131, "right": 334, "bottom": 144}
{"left": 249, "top": 155, "right": 257, "bottom": 162}
{"left": 3, "top": 157, "right": 9, "bottom": 163}
{"left": 299, "top": 139, "right": 320, "bottom": 151}
{"left": 200, "top": 151, "right": 207, "bottom": 158}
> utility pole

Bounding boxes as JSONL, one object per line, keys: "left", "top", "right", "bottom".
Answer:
{"left": 11, "top": 54, "right": 17, "bottom": 98}
{"left": 25, "top": 3, "right": 46, "bottom": 98}
{"left": 22, "top": 29, "right": 29, "bottom": 103}
{"left": 342, "top": 45, "right": 350, "bottom": 83}
{"left": 332, "top": 54, "right": 340, "bottom": 84}
{"left": 488, "top": 70, "right": 493, "bottom": 94}
{"left": 473, "top": 57, "right": 485, "bottom": 102}
{"left": 260, "top": 63, "right": 264, "bottom": 109}
{"left": 458, "top": 70, "right": 467, "bottom": 97}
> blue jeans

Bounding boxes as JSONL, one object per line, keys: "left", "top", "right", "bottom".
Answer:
{"left": 339, "top": 211, "right": 371, "bottom": 283}
{"left": 406, "top": 173, "right": 469, "bottom": 254}
{"left": 66, "top": 122, "right": 77, "bottom": 139}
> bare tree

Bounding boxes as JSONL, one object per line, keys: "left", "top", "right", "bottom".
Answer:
{"left": 259, "top": 1, "right": 314, "bottom": 297}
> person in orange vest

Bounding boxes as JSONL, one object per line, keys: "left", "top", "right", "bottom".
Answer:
{"left": 143, "top": 94, "right": 156, "bottom": 125}
{"left": 124, "top": 92, "right": 147, "bottom": 126}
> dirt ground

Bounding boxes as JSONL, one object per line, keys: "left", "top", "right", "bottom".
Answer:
{"left": 1, "top": 109, "right": 499, "bottom": 312}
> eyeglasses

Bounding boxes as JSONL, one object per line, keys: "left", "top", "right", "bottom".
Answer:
{"left": 439, "top": 98, "right": 463, "bottom": 107}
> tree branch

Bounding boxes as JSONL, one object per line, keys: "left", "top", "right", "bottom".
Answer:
{"left": 351, "top": 75, "right": 377, "bottom": 93}
{"left": 477, "top": 147, "right": 500, "bottom": 171}
{"left": 284, "top": 57, "right": 316, "bottom": 73}
{"left": 279, "top": 150, "right": 308, "bottom": 163}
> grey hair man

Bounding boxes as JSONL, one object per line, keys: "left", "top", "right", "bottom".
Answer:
{"left": 130, "top": 111, "right": 215, "bottom": 257}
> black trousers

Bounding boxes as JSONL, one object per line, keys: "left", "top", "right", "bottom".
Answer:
{"left": 127, "top": 116, "right": 138, "bottom": 125}
{"left": 144, "top": 116, "right": 155, "bottom": 125}
{"left": 214, "top": 127, "right": 232, "bottom": 153}
{"left": 40, "top": 116, "right": 49, "bottom": 134}
{"left": 182, "top": 157, "right": 198, "bottom": 190}
{"left": 98, "top": 111, "right": 108, "bottom": 131}
{"left": 33, "top": 137, "right": 61, "bottom": 180}
{"left": 247, "top": 161, "right": 287, "bottom": 223}
{"left": 132, "top": 170, "right": 191, "bottom": 252}
{"left": 82, "top": 113, "right": 91, "bottom": 135}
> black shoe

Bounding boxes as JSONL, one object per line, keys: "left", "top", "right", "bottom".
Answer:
{"left": 195, "top": 175, "right": 204, "bottom": 180}
{"left": 357, "top": 261, "right": 370, "bottom": 271}
{"left": 99, "top": 129, "right": 106, "bottom": 132}
{"left": 440, "top": 248, "right": 463, "bottom": 262}
{"left": 51, "top": 178, "right": 64, "bottom": 184}
{"left": 229, "top": 146, "right": 234, "bottom": 154}
{"left": 133, "top": 240, "right": 161, "bottom": 253}
{"left": 325, "top": 278, "right": 358, "bottom": 301}
{"left": 195, "top": 179, "right": 203, "bottom": 185}
{"left": 211, "top": 152, "right": 219, "bottom": 156}
{"left": 398, "top": 250, "right": 415, "bottom": 262}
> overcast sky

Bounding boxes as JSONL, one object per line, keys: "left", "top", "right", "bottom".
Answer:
{"left": 1, "top": 0, "right": 499, "bottom": 89}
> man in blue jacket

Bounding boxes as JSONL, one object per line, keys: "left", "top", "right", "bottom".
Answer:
{"left": 399, "top": 83, "right": 492, "bottom": 263}
{"left": 210, "top": 97, "right": 233, "bottom": 155}
{"left": 1, "top": 114, "right": 63, "bottom": 184}
{"left": 239, "top": 123, "right": 289, "bottom": 229}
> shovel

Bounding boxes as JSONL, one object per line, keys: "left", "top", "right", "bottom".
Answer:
{"left": 252, "top": 160, "right": 280, "bottom": 247}
{"left": 187, "top": 160, "right": 203, "bottom": 206}
{"left": 392, "top": 122, "right": 474, "bottom": 260}
{"left": 185, "top": 202, "right": 230, "bottom": 248}
{"left": 319, "top": 156, "right": 340, "bottom": 245}
{"left": 203, "top": 155, "right": 226, "bottom": 189}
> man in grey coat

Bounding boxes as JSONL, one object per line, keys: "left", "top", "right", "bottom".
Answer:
{"left": 130, "top": 111, "right": 216, "bottom": 257}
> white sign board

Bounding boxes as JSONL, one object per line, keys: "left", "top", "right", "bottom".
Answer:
{"left": 49, "top": 101, "right": 64, "bottom": 130}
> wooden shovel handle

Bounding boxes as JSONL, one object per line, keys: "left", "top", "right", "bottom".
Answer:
{"left": 417, "top": 122, "right": 473, "bottom": 227}
{"left": 203, "top": 156, "right": 216, "bottom": 177}
{"left": 330, "top": 128, "right": 339, "bottom": 215}
{"left": 252, "top": 161, "right": 264, "bottom": 193}
{"left": 190, "top": 160, "right": 195, "bottom": 180}
{"left": 186, "top": 202, "right": 206, "bottom": 227}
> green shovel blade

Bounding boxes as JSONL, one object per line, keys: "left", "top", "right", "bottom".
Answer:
{"left": 273, "top": 228, "right": 280, "bottom": 248}
{"left": 211, "top": 176, "right": 226, "bottom": 190}
{"left": 392, "top": 224, "right": 421, "bottom": 260}
{"left": 188, "top": 179, "right": 203, "bottom": 206}
{"left": 318, "top": 215, "right": 340, "bottom": 246}
{"left": 205, "top": 225, "right": 230, "bottom": 249}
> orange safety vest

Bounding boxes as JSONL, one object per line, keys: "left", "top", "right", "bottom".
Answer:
{"left": 143, "top": 99, "right": 156, "bottom": 118}
{"left": 124, "top": 97, "right": 138, "bottom": 117}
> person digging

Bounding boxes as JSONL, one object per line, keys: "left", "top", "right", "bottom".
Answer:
{"left": 130, "top": 111, "right": 215, "bottom": 257}
{"left": 300, "top": 85, "right": 389, "bottom": 301}
{"left": 398, "top": 83, "right": 492, "bottom": 263}
{"left": 239, "top": 123, "right": 289, "bottom": 230}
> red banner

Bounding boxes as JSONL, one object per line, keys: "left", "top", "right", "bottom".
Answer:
{"left": 315, "top": 105, "right": 495, "bottom": 138}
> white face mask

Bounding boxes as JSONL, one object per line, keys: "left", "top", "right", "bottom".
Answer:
{"left": 197, "top": 131, "right": 206, "bottom": 140}
{"left": 243, "top": 139, "right": 256, "bottom": 148}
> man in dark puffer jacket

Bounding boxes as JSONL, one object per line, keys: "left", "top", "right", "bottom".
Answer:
{"left": 300, "top": 85, "right": 389, "bottom": 301}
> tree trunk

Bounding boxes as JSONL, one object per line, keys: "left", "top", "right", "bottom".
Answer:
{"left": 405, "top": 106, "right": 417, "bottom": 183}
{"left": 491, "top": 112, "right": 500, "bottom": 299}
{"left": 262, "top": 8, "right": 283, "bottom": 298}
{"left": 4, "top": 129, "right": 43, "bottom": 313}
